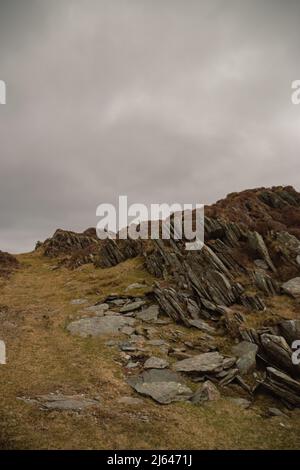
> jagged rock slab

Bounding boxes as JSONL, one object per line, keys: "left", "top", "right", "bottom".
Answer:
{"left": 84, "top": 303, "right": 109, "bottom": 313}
{"left": 190, "top": 380, "right": 220, "bottom": 403}
{"left": 173, "top": 352, "right": 224, "bottom": 373}
{"left": 128, "top": 368, "right": 192, "bottom": 404}
{"left": 144, "top": 357, "right": 168, "bottom": 369}
{"left": 252, "top": 270, "right": 280, "bottom": 296}
{"left": 67, "top": 316, "right": 135, "bottom": 337}
{"left": 240, "top": 294, "right": 266, "bottom": 311}
{"left": 119, "top": 300, "right": 146, "bottom": 313}
{"left": 70, "top": 298, "right": 88, "bottom": 305}
{"left": 223, "top": 308, "right": 245, "bottom": 338}
{"left": 128, "top": 368, "right": 183, "bottom": 385}
{"left": 188, "top": 319, "right": 216, "bottom": 335}
{"left": 126, "top": 283, "right": 146, "bottom": 291}
{"left": 135, "top": 305, "right": 159, "bottom": 322}
{"left": 228, "top": 398, "right": 251, "bottom": 409}
{"left": 279, "top": 320, "right": 300, "bottom": 344}
{"left": 260, "top": 367, "right": 300, "bottom": 406}
{"left": 153, "top": 286, "right": 191, "bottom": 326}
{"left": 254, "top": 259, "right": 269, "bottom": 270}
{"left": 282, "top": 278, "right": 300, "bottom": 299}
{"left": 133, "top": 381, "right": 192, "bottom": 404}
{"left": 21, "top": 394, "right": 100, "bottom": 411}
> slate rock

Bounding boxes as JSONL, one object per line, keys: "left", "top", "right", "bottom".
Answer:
{"left": 36, "top": 394, "right": 99, "bottom": 411}
{"left": 190, "top": 380, "right": 220, "bottom": 403}
{"left": 67, "top": 316, "right": 135, "bottom": 337}
{"left": 133, "top": 381, "right": 192, "bottom": 404}
{"left": 148, "top": 339, "right": 168, "bottom": 347}
{"left": 117, "top": 396, "right": 144, "bottom": 406}
{"left": 70, "top": 299, "right": 88, "bottom": 305}
{"left": 232, "top": 341, "right": 258, "bottom": 375}
{"left": 260, "top": 334, "right": 298, "bottom": 374}
{"left": 260, "top": 367, "right": 300, "bottom": 406}
{"left": 121, "top": 326, "right": 135, "bottom": 336}
{"left": 282, "top": 277, "right": 300, "bottom": 299}
{"left": 228, "top": 397, "right": 251, "bottom": 409}
{"left": 119, "top": 301, "right": 146, "bottom": 313}
{"left": 84, "top": 303, "right": 109, "bottom": 313}
{"left": 254, "top": 259, "right": 269, "bottom": 270}
{"left": 135, "top": 305, "right": 159, "bottom": 322}
{"left": 188, "top": 319, "right": 216, "bottom": 335}
{"left": 173, "top": 352, "right": 224, "bottom": 374}
{"left": 279, "top": 319, "right": 300, "bottom": 344}
{"left": 144, "top": 357, "right": 168, "bottom": 369}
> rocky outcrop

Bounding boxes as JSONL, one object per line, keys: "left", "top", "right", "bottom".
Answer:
{"left": 205, "top": 186, "right": 300, "bottom": 239}
{"left": 190, "top": 380, "right": 220, "bottom": 403}
{"left": 37, "top": 228, "right": 101, "bottom": 268}
{"left": 0, "top": 250, "right": 19, "bottom": 277}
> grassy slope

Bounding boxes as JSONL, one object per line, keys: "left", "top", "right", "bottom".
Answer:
{"left": 0, "top": 251, "right": 299, "bottom": 449}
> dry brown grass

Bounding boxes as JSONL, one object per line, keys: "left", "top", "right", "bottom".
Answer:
{"left": 0, "top": 252, "right": 300, "bottom": 449}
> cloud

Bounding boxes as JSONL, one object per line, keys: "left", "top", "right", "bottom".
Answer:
{"left": 0, "top": 0, "right": 300, "bottom": 252}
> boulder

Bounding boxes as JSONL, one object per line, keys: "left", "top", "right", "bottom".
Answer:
{"left": 173, "top": 352, "right": 224, "bottom": 374}
{"left": 190, "top": 380, "right": 220, "bottom": 403}
{"left": 133, "top": 381, "right": 192, "bottom": 404}
{"left": 282, "top": 278, "right": 300, "bottom": 299}
{"left": 144, "top": 357, "right": 168, "bottom": 369}
{"left": 120, "top": 300, "right": 146, "bottom": 313}
{"left": 67, "top": 316, "right": 135, "bottom": 337}
{"left": 135, "top": 305, "right": 159, "bottom": 322}
{"left": 117, "top": 396, "right": 143, "bottom": 406}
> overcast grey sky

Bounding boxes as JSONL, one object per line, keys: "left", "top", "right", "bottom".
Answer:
{"left": 0, "top": 0, "right": 300, "bottom": 253}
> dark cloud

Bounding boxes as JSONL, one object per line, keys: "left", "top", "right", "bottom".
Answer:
{"left": 0, "top": 0, "right": 300, "bottom": 252}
